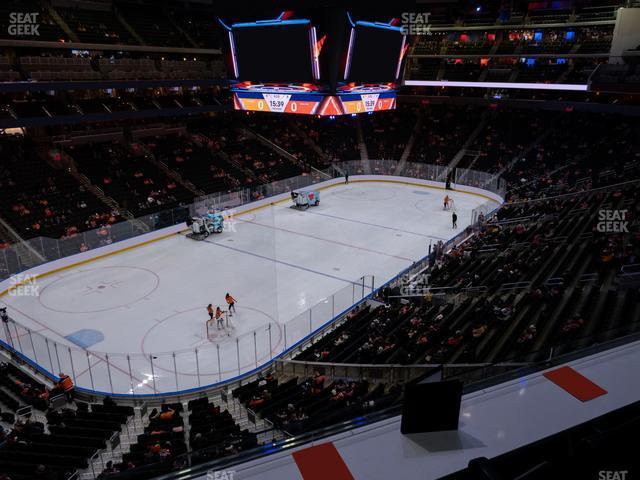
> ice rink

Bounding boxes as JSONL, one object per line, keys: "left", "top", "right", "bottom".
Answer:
{"left": 0, "top": 180, "right": 497, "bottom": 395}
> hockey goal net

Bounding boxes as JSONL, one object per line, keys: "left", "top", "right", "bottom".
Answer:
{"left": 206, "top": 310, "right": 231, "bottom": 340}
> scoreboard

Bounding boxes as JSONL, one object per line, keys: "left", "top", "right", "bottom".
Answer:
{"left": 222, "top": 12, "right": 406, "bottom": 116}
{"left": 337, "top": 84, "right": 397, "bottom": 115}
{"left": 232, "top": 84, "right": 324, "bottom": 115}
{"left": 232, "top": 83, "right": 397, "bottom": 116}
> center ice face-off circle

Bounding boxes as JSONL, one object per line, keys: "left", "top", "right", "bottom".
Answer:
{"left": 38, "top": 266, "right": 160, "bottom": 314}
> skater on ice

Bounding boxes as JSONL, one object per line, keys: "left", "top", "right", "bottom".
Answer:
{"left": 215, "top": 306, "right": 226, "bottom": 329}
{"left": 225, "top": 293, "right": 236, "bottom": 316}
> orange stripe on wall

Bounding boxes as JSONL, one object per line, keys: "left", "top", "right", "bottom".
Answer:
{"left": 544, "top": 366, "right": 608, "bottom": 402}
{"left": 292, "top": 442, "right": 354, "bottom": 480}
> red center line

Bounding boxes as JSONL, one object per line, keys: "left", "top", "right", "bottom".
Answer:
{"left": 74, "top": 357, "right": 104, "bottom": 380}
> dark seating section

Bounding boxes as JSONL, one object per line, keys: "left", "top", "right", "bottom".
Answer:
{"left": 0, "top": 56, "right": 21, "bottom": 82}
{"left": 245, "top": 114, "right": 325, "bottom": 167}
{"left": 0, "top": 391, "right": 133, "bottom": 480}
{"left": 361, "top": 106, "right": 418, "bottom": 160}
{"left": 117, "top": 4, "right": 190, "bottom": 48}
{"left": 20, "top": 55, "right": 101, "bottom": 81}
{"left": 141, "top": 134, "right": 240, "bottom": 194}
{"left": 187, "top": 397, "right": 257, "bottom": 465}
{"left": 410, "top": 104, "right": 485, "bottom": 166}
{"left": 0, "top": 136, "right": 122, "bottom": 240}
{"left": 68, "top": 141, "right": 193, "bottom": 215}
{"left": 462, "top": 108, "right": 555, "bottom": 172}
{"left": 58, "top": 6, "right": 134, "bottom": 44}
{"left": 202, "top": 120, "right": 303, "bottom": 185}
{"left": 292, "top": 116, "right": 360, "bottom": 165}
{"left": 444, "top": 400, "right": 640, "bottom": 480}
{"left": 505, "top": 112, "right": 640, "bottom": 200}
{"left": 406, "top": 24, "right": 615, "bottom": 85}
{"left": 98, "top": 402, "right": 186, "bottom": 479}
{"left": 0, "top": 0, "right": 67, "bottom": 42}
{"left": 233, "top": 370, "right": 402, "bottom": 435}
{"left": 0, "top": 362, "right": 49, "bottom": 411}
{"left": 296, "top": 185, "right": 640, "bottom": 369}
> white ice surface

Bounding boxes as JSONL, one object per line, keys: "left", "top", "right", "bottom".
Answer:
{"left": 1, "top": 182, "right": 493, "bottom": 394}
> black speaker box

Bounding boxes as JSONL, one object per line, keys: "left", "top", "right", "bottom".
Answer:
{"left": 400, "top": 379, "right": 463, "bottom": 434}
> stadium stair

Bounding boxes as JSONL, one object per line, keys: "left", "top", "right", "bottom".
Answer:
{"left": 355, "top": 117, "right": 370, "bottom": 169}
{"left": 62, "top": 149, "right": 142, "bottom": 229}
{"left": 238, "top": 127, "right": 303, "bottom": 169}
{"left": 439, "top": 109, "right": 491, "bottom": 181}
{"left": 0, "top": 216, "right": 45, "bottom": 267}
{"left": 287, "top": 118, "right": 331, "bottom": 165}
{"left": 129, "top": 141, "right": 205, "bottom": 197}
{"left": 46, "top": 4, "right": 80, "bottom": 43}
{"left": 393, "top": 109, "right": 424, "bottom": 175}
{"left": 113, "top": 4, "right": 145, "bottom": 46}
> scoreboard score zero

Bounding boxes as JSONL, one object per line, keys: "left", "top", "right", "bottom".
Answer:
{"left": 233, "top": 85, "right": 397, "bottom": 116}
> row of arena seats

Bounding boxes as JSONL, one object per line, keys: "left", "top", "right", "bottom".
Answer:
{"left": 0, "top": 363, "right": 49, "bottom": 412}
{"left": 0, "top": 88, "right": 226, "bottom": 119}
{"left": 233, "top": 372, "right": 402, "bottom": 435}
{"left": 187, "top": 397, "right": 258, "bottom": 465}
{"left": 96, "top": 396, "right": 259, "bottom": 480}
{"left": 0, "top": 136, "right": 124, "bottom": 241}
{"left": 11, "top": 56, "right": 223, "bottom": 82}
{"left": 0, "top": 370, "right": 134, "bottom": 480}
{"left": 406, "top": 57, "right": 603, "bottom": 83}
{"left": 412, "top": 25, "right": 614, "bottom": 55}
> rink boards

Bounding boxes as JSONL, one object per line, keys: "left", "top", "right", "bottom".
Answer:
{"left": 0, "top": 176, "right": 502, "bottom": 396}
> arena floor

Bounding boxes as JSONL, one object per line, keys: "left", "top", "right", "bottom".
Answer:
{"left": 1, "top": 181, "right": 497, "bottom": 395}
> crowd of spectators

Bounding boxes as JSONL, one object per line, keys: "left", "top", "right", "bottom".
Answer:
{"left": 0, "top": 136, "right": 123, "bottom": 241}
{"left": 298, "top": 183, "right": 640, "bottom": 369}
{"left": 234, "top": 370, "right": 402, "bottom": 435}
{"left": 410, "top": 104, "right": 485, "bottom": 165}
{"left": 293, "top": 117, "right": 360, "bottom": 165}
{"left": 361, "top": 106, "right": 419, "bottom": 160}
{"left": 68, "top": 141, "right": 192, "bottom": 215}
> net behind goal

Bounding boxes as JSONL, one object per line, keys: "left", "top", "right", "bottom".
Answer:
{"left": 206, "top": 311, "right": 231, "bottom": 340}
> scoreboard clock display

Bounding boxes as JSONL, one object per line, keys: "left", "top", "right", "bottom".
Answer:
{"left": 232, "top": 84, "right": 397, "bottom": 116}
{"left": 222, "top": 13, "right": 405, "bottom": 117}
{"left": 232, "top": 84, "right": 325, "bottom": 115}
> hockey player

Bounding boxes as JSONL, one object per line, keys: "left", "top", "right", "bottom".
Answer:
{"left": 225, "top": 293, "right": 236, "bottom": 316}
{"left": 215, "top": 306, "right": 226, "bottom": 330}
{"left": 443, "top": 195, "right": 450, "bottom": 210}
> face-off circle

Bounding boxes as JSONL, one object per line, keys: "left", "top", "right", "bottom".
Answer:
{"left": 38, "top": 266, "right": 160, "bottom": 314}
